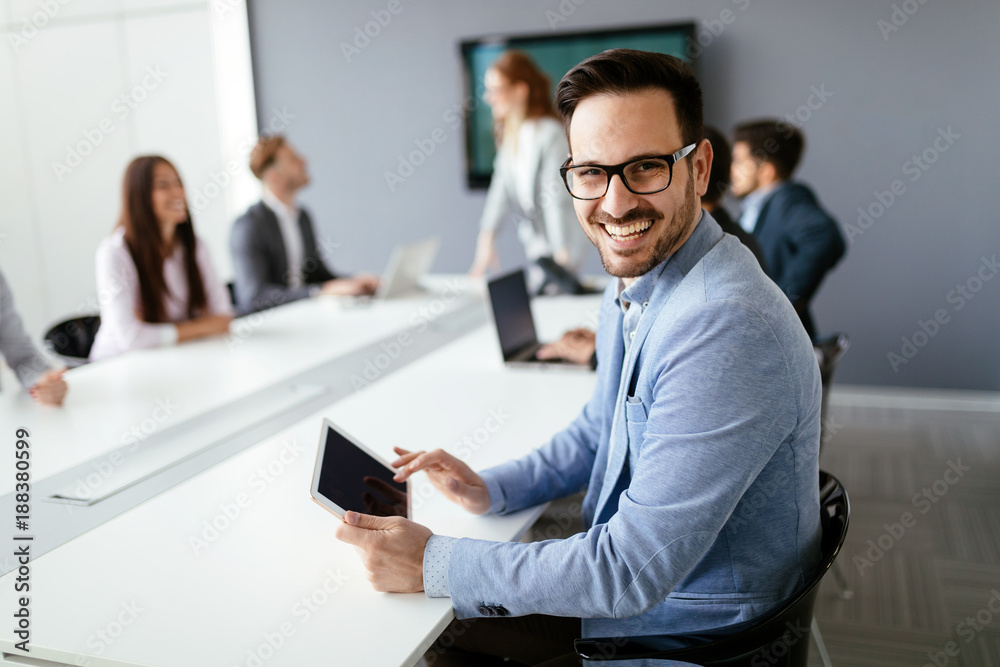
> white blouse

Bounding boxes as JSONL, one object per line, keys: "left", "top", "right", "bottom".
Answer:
{"left": 479, "top": 117, "right": 590, "bottom": 270}
{"left": 89, "top": 227, "right": 233, "bottom": 361}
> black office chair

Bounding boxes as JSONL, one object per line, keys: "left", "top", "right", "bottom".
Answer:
{"left": 534, "top": 256, "right": 600, "bottom": 296}
{"left": 575, "top": 470, "right": 849, "bottom": 666}
{"left": 813, "top": 334, "right": 853, "bottom": 603}
{"left": 43, "top": 315, "right": 101, "bottom": 367}
{"left": 814, "top": 333, "right": 850, "bottom": 451}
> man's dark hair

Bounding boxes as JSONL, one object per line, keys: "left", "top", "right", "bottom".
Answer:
{"left": 702, "top": 126, "right": 730, "bottom": 206}
{"left": 555, "top": 49, "right": 703, "bottom": 150}
{"left": 732, "top": 119, "right": 805, "bottom": 180}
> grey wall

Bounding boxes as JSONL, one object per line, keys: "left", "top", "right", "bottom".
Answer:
{"left": 246, "top": 0, "right": 1000, "bottom": 392}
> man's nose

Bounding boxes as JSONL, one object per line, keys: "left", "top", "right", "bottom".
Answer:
{"left": 601, "top": 174, "right": 640, "bottom": 219}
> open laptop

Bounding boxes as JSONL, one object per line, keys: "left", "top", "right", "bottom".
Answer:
{"left": 374, "top": 238, "right": 439, "bottom": 299}
{"left": 486, "top": 269, "right": 590, "bottom": 370}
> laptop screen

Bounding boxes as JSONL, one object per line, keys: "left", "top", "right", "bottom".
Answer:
{"left": 488, "top": 270, "right": 539, "bottom": 359}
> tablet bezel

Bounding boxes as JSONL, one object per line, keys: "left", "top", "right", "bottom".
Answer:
{"left": 309, "top": 418, "right": 412, "bottom": 520}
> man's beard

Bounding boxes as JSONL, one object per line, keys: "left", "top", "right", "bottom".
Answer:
{"left": 588, "top": 179, "right": 698, "bottom": 279}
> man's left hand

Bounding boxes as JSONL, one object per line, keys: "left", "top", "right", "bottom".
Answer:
{"left": 30, "top": 368, "right": 68, "bottom": 406}
{"left": 335, "top": 511, "right": 432, "bottom": 593}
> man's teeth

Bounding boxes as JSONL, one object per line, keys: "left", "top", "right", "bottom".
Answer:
{"left": 606, "top": 220, "right": 652, "bottom": 239}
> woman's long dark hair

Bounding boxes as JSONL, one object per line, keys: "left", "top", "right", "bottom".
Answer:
{"left": 119, "top": 156, "right": 207, "bottom": 323}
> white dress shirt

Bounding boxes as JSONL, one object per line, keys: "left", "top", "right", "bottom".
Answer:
{"left": 737, "top": 183, "right": 778, "bottom": 233}
{"left": 261, "top": 188, "right": 305, "bottom": 289}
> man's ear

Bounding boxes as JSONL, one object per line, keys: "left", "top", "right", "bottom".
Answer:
{"left": 758, "top": 160, "right": 779, "bottom": 186}
{"left": 693, "top": 137, "right": 713, "bottom": 197}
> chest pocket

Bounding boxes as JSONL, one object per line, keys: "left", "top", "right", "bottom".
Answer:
{"left": 625, "top": 396, "right": 648, "bottom": 472}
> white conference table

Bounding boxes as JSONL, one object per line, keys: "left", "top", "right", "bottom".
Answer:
{"left": 0, "top": 291, "right": 603, "bottom": 667}
{"left": 0, "top": 277, "right": 476, "bottom": 495}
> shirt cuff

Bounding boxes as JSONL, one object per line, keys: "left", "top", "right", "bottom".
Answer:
{"left": 20, "top": 361, "right": 50, "bottom": 390}
{"left": 423, "top": 535, "right": 459, "bottom": 598}
{"left": 160, "top": 324, "right": 179, "bottom": 346}
{"left": 481, "top": 471, "right": 507, "bottom": 514}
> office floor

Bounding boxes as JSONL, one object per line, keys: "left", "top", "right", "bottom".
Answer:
{"left": 807, "top": 398, "right": 1000, "bottom": 667}
{"left": 417, "top": 394, "right": 1000, "bottom": 667}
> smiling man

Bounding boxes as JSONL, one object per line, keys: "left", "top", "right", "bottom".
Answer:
{"left": 336, "top": 50, "right": 823, "bottom": 666}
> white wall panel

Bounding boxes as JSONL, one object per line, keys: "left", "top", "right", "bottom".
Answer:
{"left": 0, "top": 30, "right": 47, "bottom": 341}
{"left": 8, "top": 0, "right": 117, "bottom": 24}
{"left": 123, "top": 8, "right": 231, "bottom": 279}
{"left": 121, "top": 0, "right": 205, "bottom": 12}
{"left": 17, "top": 20, "right": 130, "bottom": 325}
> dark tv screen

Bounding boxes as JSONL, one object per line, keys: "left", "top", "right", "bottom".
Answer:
{"left": 459, "top": 22, "right": 695, "bottom": 189}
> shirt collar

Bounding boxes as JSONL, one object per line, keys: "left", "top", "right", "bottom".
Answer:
{"left": 613, "top": 209, "right": 712, "bottom": 313}
{"left": 261, "top": 188, "right": 298, "bottom": 220}
{"left": 615, "top": 260, "right": 668, "bottom": 314}
{"left": 740, "top": 181, "right": 781, "bottom": 213}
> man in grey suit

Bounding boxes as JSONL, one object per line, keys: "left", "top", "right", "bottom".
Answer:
{"left": 230, "top": 136, "right": 378, "bottom": 313}
{"left": 336, "top": 50, "right": 822, "bottom": 666}
{"left": 0, "top": 268, "right": 67, "bottom": 405}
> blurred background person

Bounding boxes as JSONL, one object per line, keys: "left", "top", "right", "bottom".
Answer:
{"left": 231, "top": 136, "right": 379, "bottom": 313}
{"left": 702, "top": 126, "right": 767, "bottom": 271}
{"left": 468, "top": 51, "right": 589, "bottom": 292}
{"left": 730, "top": 119, "right": 845, "bottom": 339}
{"left": 89, "top": 156, "right": 233, "bottom": 361}
{"left": 0, "top": 268, "right": 67, "bottom": 405}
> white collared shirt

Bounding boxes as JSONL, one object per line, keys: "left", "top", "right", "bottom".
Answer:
{"left": 738, "top": 183, "right": 779, "bottom": 233}
{"left": 261, "top": 188, "right": 305, "bottom": 289}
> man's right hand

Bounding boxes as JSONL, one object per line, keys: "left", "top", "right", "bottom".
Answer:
{"left": 391, "top": 446, "right": 491, "bottom": 515}
{"left": 321, "top": 277, "right": 377, "bottom": 297}
{"left": 536, "top": 328, "right": 596, "bottom": 366}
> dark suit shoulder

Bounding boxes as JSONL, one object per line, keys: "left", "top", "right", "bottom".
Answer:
{"left": 235, "top": 201, "right": 275, "bottom": 226}
{"left": 768, "top": 182, "right": 824, "bottom": 211}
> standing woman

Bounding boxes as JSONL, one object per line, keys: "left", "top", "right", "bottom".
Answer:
{"left": 468, "top": 51, "right": 588, "bottom": 288}
{"left": 89, "top": 156, "right": 233, "bottom": 361}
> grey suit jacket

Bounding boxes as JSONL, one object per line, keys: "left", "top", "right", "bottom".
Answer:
{"left": 0, "top": 269, "right": 50, "bottom": 390}
{"left": 230, "top": 201, "right": 338, "bottom": 313}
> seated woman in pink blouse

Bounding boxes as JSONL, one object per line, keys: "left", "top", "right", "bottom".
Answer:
{"left": 89, "top": 156, "right": 234, "bottom": 361}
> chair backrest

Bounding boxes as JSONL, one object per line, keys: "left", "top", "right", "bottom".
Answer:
{"left": 705, "top": 470, "right": 850, "bottom": 666}
{"left": 815, "top": 333, "right": 849, "bottom": 388}
{"left": 814, "top": 333, "right": 849, "bottom": 449}
{"left": 574, "top": 472, "right": 850, "bottom": 665}
{"left": 43, "top": 316, "right": 101, "bottom": 366}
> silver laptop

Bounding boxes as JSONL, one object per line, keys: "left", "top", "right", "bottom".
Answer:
{"left": 374, "top": 238, "right": 439, "bottom": 299}
{"left": 486, "top": 269, "right": 590, "bottom": 370}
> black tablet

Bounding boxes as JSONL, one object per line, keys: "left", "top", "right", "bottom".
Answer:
{"left": 310, "top": 419, "right": 411, "bottom": 519}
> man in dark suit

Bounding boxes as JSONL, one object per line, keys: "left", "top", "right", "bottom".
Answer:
{"left": 730, "top": 119, "right": 845, "bottom": 339}
{"left": 702, "top": 126, "right": 767, "bottom": 272}
{"left": 230, "top": 136, "right": 378, "bottom": 313}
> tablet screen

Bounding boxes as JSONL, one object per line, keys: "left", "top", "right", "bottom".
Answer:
{"left": 316, "top": 425, "right": 409, "bottom": 518}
